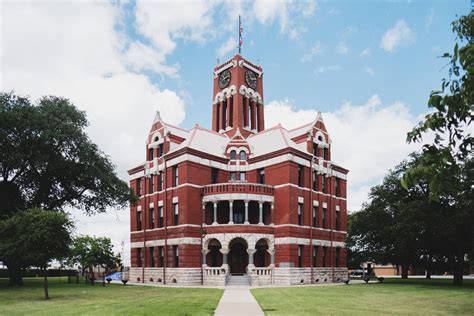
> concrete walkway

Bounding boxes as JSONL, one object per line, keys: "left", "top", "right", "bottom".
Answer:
{"left": 214, "top": 287, "right": 264, "bottom": 316}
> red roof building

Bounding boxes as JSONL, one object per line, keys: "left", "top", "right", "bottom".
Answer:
{"left": 128, "top": 54, "right": 349, "bottom": 286}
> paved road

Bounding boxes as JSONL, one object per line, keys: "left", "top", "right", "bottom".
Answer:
{"left": 214, "top": 286, "right": 264, "bottom": 316}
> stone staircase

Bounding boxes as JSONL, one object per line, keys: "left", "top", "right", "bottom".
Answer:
{"left": 226, "top": 274, "right": 251, "bottom": 286}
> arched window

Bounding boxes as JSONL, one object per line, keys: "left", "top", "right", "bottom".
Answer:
{"left": 229, "top": 150, "right": 236, "bottom": 160}
{"left": 239, "top": 150, "right": 246, "bottom": 160}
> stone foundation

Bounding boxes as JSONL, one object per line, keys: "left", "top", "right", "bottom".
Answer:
{"left": 129, "top": 267, "right": 348, "bottom": 286}
{"left": 129, "top": 267, "right": 202, "bottom": 286}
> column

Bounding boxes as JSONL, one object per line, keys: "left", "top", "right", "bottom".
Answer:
{"left": 219, "top": 101, "right": 225, "bottom": 132}
{"left": 247, "top": 249, "right": 256, "bottom": 266}
{"left": 250, "top": 100, "right": 256, "bottom": 131}
{"left": 258, "top": 201, "right": 263, "bottom": 225}
{"left": 267, "top": 249, "right": 275, "bottom": 266}
{"left": 255, "top": 103, "right": 259, "bottom": 131}
{"left": 201, "top": 249, "right": 209, "bottom": 266}
{"left": 258, "top": 102, "right": 265, "bottom": 131}
{"left": 270, "top": 203, "right": 275, "bottom": 225}
{"left": 228, "top": 200, "right": 234, "bottom": 224}
{"left": 244, "top": 200, "right": 249, "bottom": 224}
{"left": 220, "top": 248, "right": 229, "bottom": 265}
{"left": 213, "top": 202, "right": 218, "bottom": 225}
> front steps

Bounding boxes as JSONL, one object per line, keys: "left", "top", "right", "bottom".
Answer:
{"left": 226, "top": 274, "right": 250, "bottom": 286}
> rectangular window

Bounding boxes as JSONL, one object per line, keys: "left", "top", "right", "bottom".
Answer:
{"left": 335, "top": 178, "right": 341, "bottom": 197}
{"left": 313, "top": 143, "right": 318, "bottom": 157}
{"left": 173, "top": 245, "right": 179, "bottom": 267}
{"left": 137, "top": 248, "right": 142, "bottom": 267}
{"left": 240, "top": 172, "right": 246, "bottom": 181}
{"left": 159, "top": 172, "right": 163, "bottom": 191}
{"left": 158, "top": 143, "right": 164, "bottom": 157}
{"left": 298, "top": 165, "right": 304, "bottom": 187}
{"left": 312, "top": 172, "right": 318, "bottom": 191}
{"left": 173, "top": 203, "right": 179, "bottom": 226}
{"left": 323, "top": 247, "right": 327, "bottom": 267}
{"left": 322, "top": 177, "right": 327, "bottom": 194}
{"left": 313, "top": 246, "right": 318, "bottom": 267}
{"left": 149, "top": 207, "right": 155, "bottom": 229}
{"left": 136, "top": 210, "right": 142, "bottom": 231}
{"left": 211, "top": 168, "right": 219, "bottom": 184}
{"left": 136, "top": 179, "right": 142, "bottom": 196}
{"left": 173, "top": 166, "right": 179, "bottom": 187}
{"left": 149, "top": 176, "right": 154, "bottom": 193}
{"left": 158, "top": 206, "right": 163, "bottom": 227}
{"left": 230, "top": 172, "right": 237, "bottom": 181}
{"left": 148, "top": 148, "right": 154, "bottom": 161}
{"left": 158, "top": 246, "right": 164, "bottom": 267}
{"left": 258, "top": 168, "right": 265, "bottom": 184}
{"left": 298, "top": 245, "right": 304, "bottom": 268}
{"left": 324, "top": 148, "right": 329, "bottom": 161}
{"left": 336, "top": 209, "right": 340, "bottom": 231}
{"left": 313, "top": 206, "right": 317, "bottom": 227}
{"left": 322, "top": 207, "right": 327, "bottom": 229}
{"left": 149, "top": 247, "right": 155, "bottom": 267}
{"left": 336, "top": 247, "right": 340, "bottom": 267}
{"left": 298, "top": 203, "right": 303, "bottom": 226}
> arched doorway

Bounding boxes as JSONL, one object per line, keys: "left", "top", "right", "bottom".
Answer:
{"left": 254, "top": 239, "right": 270, "bottom": 267}
{"left": 206, "top": 239, "right": 223, "bottom": 267}
{"left": 228, "top": 238, "right": 248, "bottom": 275}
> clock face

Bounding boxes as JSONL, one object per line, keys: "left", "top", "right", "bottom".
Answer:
{"left": 245, "top": 70, "right": 258, "bottom": 89}
{"left": 218, "top": 69, "right": 231, "bottom": 89}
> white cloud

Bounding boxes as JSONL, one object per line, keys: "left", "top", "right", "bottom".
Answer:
{"left": 253, "top": 0, "right": 289, "bottom": 32}
{"left": 360, "top": 47, "right": 371, "bottom": 58}
{"left": 265, "top": 95, "right": 421, "bottom": 211}
{"left": 336, "top": 41, "right": 349, "bottom": 55}
{"left": 316, "top": 65, "right": 341, "bottom": 73}
{"left": 365, "top": 67, "right": 375, "bottom": 76}
{"left": 425, "top": 9, "right": 434, "bottom": 28}
{"left": 301, "top": 41, "right": 323, "bottom": 62}
{"left": 380, "top": 19, "right": 415, "bottom": 52}
{"left": 2, "top": 1, "right": 188, "bottom": 265}
{"left": 217, "top": 37, "right": 238, "bottom": 58}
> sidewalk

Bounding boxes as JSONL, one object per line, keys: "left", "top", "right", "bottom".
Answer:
{"left": 214, "top": 286, "right": 264, "bottom": 316}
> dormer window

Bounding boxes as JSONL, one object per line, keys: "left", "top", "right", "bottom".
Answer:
{"left": 154, "top": 136, "right": 159, "bottom": 142}
{"left": 239, "top": 150, "right": 247, "bottom": 160}
{"left": 230, "top": 150, "right": 237, "bottom": 160}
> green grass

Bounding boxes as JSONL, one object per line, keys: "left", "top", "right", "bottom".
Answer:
{"left": 251, "top": 278, "right": 474, "bottom": 315}
{"left": 0, "top": 277, "right": 223, "bottom": 315}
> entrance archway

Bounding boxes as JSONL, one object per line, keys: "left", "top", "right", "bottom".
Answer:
{"left": 228, "top": 238, "right": 248, "bottom": 275}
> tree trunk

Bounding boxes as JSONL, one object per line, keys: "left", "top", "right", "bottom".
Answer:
{"left": 43, "top": 268, "right": 49, "bottom": 300}
{"left": 453, "top": 258, "right": 464, "bottom": 286}
{"left": 425, "top": 257, "right": 432, "bottom": 279}
{"left": 401, "top": 263, "right": 409, "bottom": 279}
{"left": 7, "top": 263, "right": 23, "bottom": 286}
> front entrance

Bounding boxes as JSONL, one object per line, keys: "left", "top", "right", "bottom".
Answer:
{"left": 228, "top": 239, "right": 248, "bottom": 275}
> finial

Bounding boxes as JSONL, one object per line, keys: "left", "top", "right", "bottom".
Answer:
{"left": 217, "top": 58, "right": 220, "bottom": 64}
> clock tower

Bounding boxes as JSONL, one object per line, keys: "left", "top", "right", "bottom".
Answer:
{"left": 212, "top": 54, "right": 264, "bottom": 137}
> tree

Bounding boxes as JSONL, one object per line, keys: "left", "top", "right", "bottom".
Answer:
{"left": 403, "top": 13, "right": 473, "bottom": 199}
{"left": 0, "top": 208, "right": 73, "bottom": 298}
{"left": 0, "top": 92, "right": 135, "bottom": 286}
{"left": 403, "top": 13, "right": 474, "bottom": 286}
{"left": 68, "top": 236, "right": 121, "bottom": 285}
{"left": 348, "top": 155, "right": 439, "bottom": 278}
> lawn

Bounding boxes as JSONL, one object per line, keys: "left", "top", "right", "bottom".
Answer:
{"left": 252, "top": 278, "right": 474, "bottom": 315}
{"left": 0, "top": 277, "right": 223, "bottom": 315}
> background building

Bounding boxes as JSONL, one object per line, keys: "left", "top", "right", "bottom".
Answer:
{"left": 128, "top": 54, "right": 348, "bottom": 286}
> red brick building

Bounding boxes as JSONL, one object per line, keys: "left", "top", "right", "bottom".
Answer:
{"left": 128, "top": 54, "right": 348, "bottom": 286}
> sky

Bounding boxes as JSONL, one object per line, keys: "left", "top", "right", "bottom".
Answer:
{"left": 1, "top": 0, "right": 471, "bottom": 265}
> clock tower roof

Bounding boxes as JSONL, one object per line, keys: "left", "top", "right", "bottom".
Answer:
{"left": 212, "top": 54, "right": 265, "bottom": 138}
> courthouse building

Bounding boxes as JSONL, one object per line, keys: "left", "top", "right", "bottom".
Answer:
{"left": 128, "top": 54, "right": 349, "bottom": 286}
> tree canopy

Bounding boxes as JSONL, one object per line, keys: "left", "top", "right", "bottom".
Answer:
{"left": 0, "top": 92, "right": 133, "bottom": 216}
{"left": 0, "top": 208, "right": 74, "bottom": 288}
{"left": 403, "top": 13, "right": 473, "bottom": 199}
